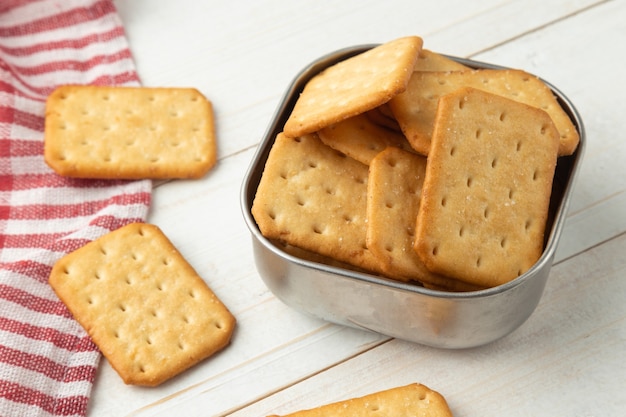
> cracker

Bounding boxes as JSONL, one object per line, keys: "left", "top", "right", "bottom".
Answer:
{"left": 365, "top": 104, "right": 402, "bottom": 132}
{"left": 44, "top": 85, "right": 217, "bottom": 179}
{"left": 318, "top": 113, "right": 413, "bottom": 166}
{"left": 414, "top": 87, "right": 560, "bottom": 287}
{"left": 49, "top": 223, "right": 235, "bottom": 386}
{"left": 283, "top": 36, "right": 422, "bottom": 138}
{"left": 388, "top": 68, "right": 579, "bottom": 156}
{"left": 251, "top": 133, "right": 383, "bottom": 274}
{"left": 414, "top": 49, "right": 471, "bottom": 72}
{"left": 267, "top": 383, "right": 453, "bottom": 417}
{"left": 366, "top": 147, "right": 483, "bottom": 291}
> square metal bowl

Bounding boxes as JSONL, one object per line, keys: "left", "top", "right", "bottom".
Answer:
{"left": 241, "top": 45, "right": 585, "bottom": 349}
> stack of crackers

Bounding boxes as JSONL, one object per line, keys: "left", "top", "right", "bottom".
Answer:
{"left": 252, "top": 35, "right": 579, "bottom": 291}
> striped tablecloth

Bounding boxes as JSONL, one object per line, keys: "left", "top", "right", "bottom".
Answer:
{"left": 0, "top": 1, "right": 151, "bottom": 415}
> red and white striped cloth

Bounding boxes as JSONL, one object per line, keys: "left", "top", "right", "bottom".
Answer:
{"left": 0, "top": 1, "right": 151, "bottom": 415}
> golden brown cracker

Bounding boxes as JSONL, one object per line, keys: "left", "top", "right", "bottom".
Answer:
{"left": 364, "top": 105, "right": 402, "bottom": 132}
{"left": 267, "top": 383, "right": 453, "bottom": 417}
{"left": 318, "top": 113, "right": 413, "bottom": 165}
{"left": 49, "top": 223, "right": 235, "bottom": 386}
{"left": 283, "top": 36, "right": 422, "bottom": 138}
{"left": 389, "top": 68, "right": 579, "bottom": 156}
{"left": 44, "top": 85, "right": 217, "bottom": 179}
{"left": 251, "top": 133, "right": 383, "bottom": 274}
{"left": 415, "top": 49, "right": 471, "bottom": 72}
{"left": 366, "top": 147, "right": 482, "bottom": 291}
{"left": 415, "top": 87, "right": 560, "bottom": 287}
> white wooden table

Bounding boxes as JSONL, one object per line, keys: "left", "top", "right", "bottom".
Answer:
{"left": 92, "top": 1, "right": 626, "bottom": 415}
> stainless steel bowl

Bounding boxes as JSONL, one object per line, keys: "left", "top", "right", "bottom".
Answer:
{"left": 241, "top": 45, "right": 585, "bottom": 349}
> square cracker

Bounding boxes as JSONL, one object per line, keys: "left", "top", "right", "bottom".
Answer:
{"left": 44, "top": 85, "right": 217, "bottom": 179}
{"left": 49, "top": 223, "right": 236, "bottom": 386}
{"left": 414, "top": 87, "right": 560, "bottom": 288}
{"left": 318, "top": 113, "right": 414, "bottom": 166}
{"left": 267, "top": 383, "right": 453, "bottom": 417}
{"left": 388, "top": 68, "right": 579, "bottom": 156}
{"left": 251, "top": 133, "right": 383, "bottom": 274}
{"left": 283, "top": 36, "right": 422, "bottom": 138}
{"left": 367, "top": 147, "right": 484, "bottom": 292}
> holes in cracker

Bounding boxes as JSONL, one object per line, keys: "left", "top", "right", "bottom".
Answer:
{"left": 312, "top": 224, "right": 324, "bottom": 235}
{"left": 532, "top": 169, "right": 540, "bottom": 181}
{"left": 354, "top": 175, "right": 366, "bottom": 185}
{"left": 440, "top": 196, "right": 447, "bottom": 207}
{"left": 499, "top": 112, "right": 506, "bottom": 122}
{"left": 386, "top": 157, "right": 398, "bottom": 168}
{"left": 524, "top": 218, "right": 533, "bottom": 232}
{"left": 431, "top": 245, "right": 439, "bottom": 256}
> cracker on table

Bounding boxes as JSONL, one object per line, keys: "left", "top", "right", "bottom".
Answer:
{"left": 267, "top": 383, "right": 453, "bottom": 417}
{"left": 388, "top": 68, "right": 579, "bottom": 156}
{"left": 44, "top": 85, "right": 217, "bottom": 179}
{"left": 49, "top": 223, "right": 236, "bottom": 386}
{"left": 283, "top": 36, "right": 422, "bottom": 138}
{"left": 251, "top": 133, "right": 384, "bottom": 274}
{"left": 414, "top": 87, "right": 560, "bottom": 288}
{"left": 318, "top": 113, "right": 413, "bottom": 166}
{"left": 366, "top": 147, "right": 483, "bottom": 291}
